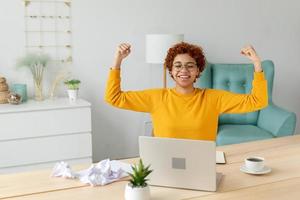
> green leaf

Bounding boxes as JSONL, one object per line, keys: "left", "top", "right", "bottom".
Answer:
{"left": 127, "top": 159, "right": 153, "bottom": 187}
{"left": 64, "top": 79, "right": 81, "bottom": 89}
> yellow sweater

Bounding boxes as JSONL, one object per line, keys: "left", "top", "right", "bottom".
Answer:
{"left": 105, "top": 69, "right": 268, "bottom": 141}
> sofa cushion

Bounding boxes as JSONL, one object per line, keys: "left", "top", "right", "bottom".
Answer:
{"left": 216, "top": 124, "right": 274, "bottom": 146}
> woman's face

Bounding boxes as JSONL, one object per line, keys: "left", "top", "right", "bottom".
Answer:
{"left": 171, "top": 53, "right": 200, "bottom": 88}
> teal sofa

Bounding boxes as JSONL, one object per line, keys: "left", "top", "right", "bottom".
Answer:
{"left": 198, "top": 60, "right": 297, "bottom": 146}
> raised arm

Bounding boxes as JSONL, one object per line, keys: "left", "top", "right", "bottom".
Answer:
{"left": 216, "top": 45, "right": 268, "bottom": 114}
{"left": 105, "top": 43, "right": 161, "bottom": 113}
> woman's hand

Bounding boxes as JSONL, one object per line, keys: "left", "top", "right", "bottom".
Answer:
{"left": 112, "top": 43, "right": 131, "bottom": 69}
{"left": 240, "top": 45, "right": 262, "bottom": 72}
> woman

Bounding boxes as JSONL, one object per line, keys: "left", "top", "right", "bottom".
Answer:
{"left": 105, "top": 42, "right": 268, "bottom": 141}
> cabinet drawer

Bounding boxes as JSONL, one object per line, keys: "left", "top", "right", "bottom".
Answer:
{"left": 0, "top": 133, "right": 92, "bottom": 168}
{"left": 0, "top": 107, "right": 91, "bottom": 140}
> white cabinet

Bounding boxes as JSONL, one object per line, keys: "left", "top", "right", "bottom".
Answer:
{"left": 0, "top": 98, "right": 92, "bottom": 173}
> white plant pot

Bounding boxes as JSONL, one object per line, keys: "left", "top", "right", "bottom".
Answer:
{"left": 125, "top": 183, "right": 150, "bottom": 200}
{"left": 67, "top": 89, "right": 78, "bottom": 102}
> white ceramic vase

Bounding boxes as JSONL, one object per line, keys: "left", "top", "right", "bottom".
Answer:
{"left": 124, "top": 183, "right": 150, "bottom": 200}
{"left": 67, "top": 89, "right": 78, "bottom": 102}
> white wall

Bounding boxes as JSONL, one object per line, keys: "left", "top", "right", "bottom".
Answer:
{"left": 1, "top": 0, "right": 299, "bottom": 162}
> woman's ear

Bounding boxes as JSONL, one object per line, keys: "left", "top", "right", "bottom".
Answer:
{"left": 196, "top": 70, "right": 201, "bottom": 78}
{"left": 195, "top": 67, "right": 200, "bottom": 78}
{"left": 194, "top": 72, "right": 201, "bottom": 83}
{"left": 169, "top": 71, "right": 174, "bottom": 79}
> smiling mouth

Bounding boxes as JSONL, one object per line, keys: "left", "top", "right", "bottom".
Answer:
{"left": 177, "top": 75, "right": 191, "bottom": 80}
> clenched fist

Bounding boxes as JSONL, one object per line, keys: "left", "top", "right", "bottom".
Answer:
{"left": 241, "top": 45, "right": 262, "bottom": 72}
{"left": 111, "top": 43, "right": 131, "bottom": 69}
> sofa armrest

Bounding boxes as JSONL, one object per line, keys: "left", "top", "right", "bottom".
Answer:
{"left": 257, "top": 104, "right": 297, "bottom": 137}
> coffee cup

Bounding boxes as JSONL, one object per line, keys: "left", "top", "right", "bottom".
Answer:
{"left": 244, "top": 156, "right": 265, "bottom": 172}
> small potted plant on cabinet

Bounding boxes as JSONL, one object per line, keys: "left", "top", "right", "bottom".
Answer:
{"left": 64, "top": 79, "right": 80, "bottom": 102}
{"left": 125, "top": 159, "right": 153, "bottom": 200}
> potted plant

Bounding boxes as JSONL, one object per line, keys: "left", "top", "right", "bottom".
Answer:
{"left": 64, "top": 79, "right": 80, "bottom": 102}
{"left": 125, "top": 159, "right": 153, "bottom": 200}
{"left": 16, "top": 53, "right": 50, "bottom": 101}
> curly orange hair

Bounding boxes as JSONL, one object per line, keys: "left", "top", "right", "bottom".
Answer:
{"left": 164, "top": 42, "right": 206, "bottom": 73}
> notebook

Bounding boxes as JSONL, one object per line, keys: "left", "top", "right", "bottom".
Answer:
{"left": 216, "top": 151, "right": 226, "bottom": 164}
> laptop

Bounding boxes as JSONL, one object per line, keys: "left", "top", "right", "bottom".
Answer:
{"left": 139, "top": 136, "right": 222, "bottom": 191}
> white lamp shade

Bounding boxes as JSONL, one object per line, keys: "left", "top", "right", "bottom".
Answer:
{"left": 146, "top": 34, "right": 184, "bottom": 64}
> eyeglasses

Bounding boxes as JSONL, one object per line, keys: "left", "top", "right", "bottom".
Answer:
{"left": 172, "top": 63, "right": 198, "bottom": 72}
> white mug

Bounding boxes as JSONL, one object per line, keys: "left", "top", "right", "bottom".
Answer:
{"left": 245, "top": 156, "right": 265, "bottom": 172}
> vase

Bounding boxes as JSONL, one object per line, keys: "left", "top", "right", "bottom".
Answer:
{"left": 67, "top": 89, "right": 78, "bottom": 102}
{"left": 124, "top": 183, "right": 150, "bottom": 200}
{"left": 34, "top": 81, "right": 43, "bottom": 101}
{"left": 12, "top": 84, "right": 27, "bottom": 102}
